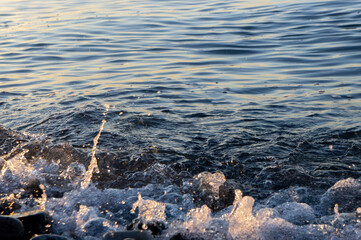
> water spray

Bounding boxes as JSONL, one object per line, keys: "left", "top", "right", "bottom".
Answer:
{"left": 81, "top": 105, "right": 110, "bottom": 189}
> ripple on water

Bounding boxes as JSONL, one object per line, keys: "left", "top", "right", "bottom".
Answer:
{"left": 1, "top": 0, "right": 361, "bottom": 238}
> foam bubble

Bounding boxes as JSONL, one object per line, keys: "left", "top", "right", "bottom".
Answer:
{"left": 1, "top": 140, "right": 361, "bottom": 239}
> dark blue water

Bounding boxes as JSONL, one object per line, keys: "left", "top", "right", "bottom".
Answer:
{"left": 1, "top": 0, "right": 361, "bottom": 239}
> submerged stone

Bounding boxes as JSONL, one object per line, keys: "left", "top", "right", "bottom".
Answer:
{"left": 256, "top": 166, "right": 314, "bottom": 190}
{"left": 22, "top": 178, "right": 44, "bottom": 198}
{"left": 0, "top": 215, "right": 25, "bottom": 240}
{"left": 0, "top": 197, "right": 22, "bottom": 215}
{"left": 320, "top": 178, "right": 361, "bottom": 214}
{"left": 12, "top": 210, "right": 52, "bottom": 239}
{"left": 82, "top": 217, "right": 115, "bottom": 238}
{"left": 170, "top": 232, "right": 205, "bottom": 240}
{"left": 274, "top": 202, "right": 316, "bottom": 225}
{"left": 185, "top": 171, "right": 235, "bottom": 211}
{"left": 126, "top": 219, "right": 166, "bottom": 236}
{"left": 102, "top": 230, "right": 152, "bottom": 240}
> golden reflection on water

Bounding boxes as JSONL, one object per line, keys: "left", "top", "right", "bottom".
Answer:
{"left": 0, "top": 0, "right": 359, "bottom": 110}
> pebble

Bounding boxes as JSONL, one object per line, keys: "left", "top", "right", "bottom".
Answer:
{"left": 0, "top": 215, "right": 25, "bottom": 240}
{"left": 103, "top": 230, "right": 152, "bottom": 240}
{"left": 12, "top": 210, "right": 52, "bottom": 239}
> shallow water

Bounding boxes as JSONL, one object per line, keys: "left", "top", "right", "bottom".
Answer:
{"left": 1, "top": 0, "right": 361, "bottom": 239}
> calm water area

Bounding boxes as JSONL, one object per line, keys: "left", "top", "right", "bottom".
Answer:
{"left": 1, "top": 0, "right": 361, "bottom": 239}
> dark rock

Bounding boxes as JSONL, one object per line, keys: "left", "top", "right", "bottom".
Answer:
{"left": 170, "top": 233, "right": 187, "bottom": 240}
{"left": 0, "top": 197, "right": 22, "bottom": 215}
{"left": 106, "top": 163, "right": 186, "bottom": 189}
{"left": 127, "top": 163, "right": 181, "bottom": 188}
{"left": 126, "top": 219, "right": 165, "bottom": 235}
{"left": 0, "top": 215, "right": 25, "bottom": 240}
{"left": 320, "top": 178, "right": 361, "bottom": 214}
{"left": 102, "top": 230, "right": 152, "bottom": 240}
{"left": 185, "top": 172, "right": 235, "bottom": 211}
{"left": 196, "top": 181, "right": 235, "bottom": 211}
{"left": 12, "top": 210, "right": 52, "bottom": 239}
{"left": 255, "top": 166, "right": 315, "bottom": 189}
{"left": 38, "top": 143, "right": 89, "bottom": 169}
{"left": 0, "top": 125, "right": 88, "bottom": 171}
{"left": 30, "top": 234, "right": 69, "bottom": 240}
{"left": 0, "top": 125, "right": 30, "bottom": 157}
{"left": 82, "top": 217, "right": 114, "bottom": 238}
{"left": 170, "top": 233, "right": 205, "bottom": 240}
{"left": 274, "top": 202, "right": 316, "bottom": 225}
{"left": 0, "top": 204, "right": 9, "bottom": 215}
{"left": 22, "top": 179, "right": 44, "bottom": 198}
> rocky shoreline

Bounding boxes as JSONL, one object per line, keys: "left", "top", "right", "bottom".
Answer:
{"left": 1, "top": 124, "right": 361, "bottom": 240}
{"left": 0, "top": 209, "right": 154, "bottom": 240}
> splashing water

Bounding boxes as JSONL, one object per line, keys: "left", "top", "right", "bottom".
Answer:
{"left": 227, "top": 190, "right": 258, "bottom": 240}
{"left": 131, "top": 193, "right": 166, "bottom": 223}
{"left": 0, "top": 106, "right": 360, "bottom": 239}
{"left": 183, "top": 205, "right": 212, "bottom": 233}
{"left": 38, "top": 184, "right": 47, "bottom": 210}
{"left": 81, "top": 119, "right": 106, "bottom": 189}
{"left": 81, "top": 119, "right": 107, "bottom": 189}
{"left": 81, "top": 104, "right": 110, "bottom": 189}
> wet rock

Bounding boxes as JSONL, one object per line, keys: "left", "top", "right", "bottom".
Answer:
{"left": 107, "top": 163, "right": 187, "bottom": 189}
{"left": 0, "top": 196, "right": 22, "bottom": 215}
{"left": 0, "top": 125, "right": 30, "bottom": 157}
{"left": 102, "top": 230, "right": 152, "bottom": 240}
{"left": 274, "top": 202, "right": 316, "bottom": 225}
{"left": 12, "top": 210, "right": 52, "bottom": 239}
{"left": 0, "top": 157, "right": 5, "bottom": 171}
{"left": 169, "top": 232, "right": 205, "bottom": 240}
{"left": 82, "top": 217, "right": 115, "bottom": 238}
{"left": 184, "top": 171, "right": 235, "bottom": 211}
{"left": 320, "top": 177, "right": 361, "bottom": 214}
{"left": 0, "top": 215, "right": 25, "bottom": 240}
{"left": 22, "top": 179, "right": 44, "bottom": 198}
{"left": 36, "top": 143, "right": 88, "bottom": 168}
{"left": 127, "top": 152, "right": 157, "bottom": 173}
{"left": 0, "top": 125, "right": 89, "bottom": 171}
{"left": 126, "top": 219, "right": 166, "bottom": 236}
{"left": 258, "top": 217, "right": 299, "bottom": 240}
{"left": 256, "top": 166, "right": 315, "bottom": 189}
{"left": 126, "top": 163, "right": 181, "bottom": 188}
{"left": 30, "top": 234, "right": 69, "bottom": 240}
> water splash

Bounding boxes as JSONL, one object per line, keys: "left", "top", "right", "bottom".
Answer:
{"left": 131, "top": 193, "right": 166, "bottom": 223}
{"left": 227, "top": 190, "right": 258, "bottom": 240}
{"left": 37, "top": 184, "right": 47, "bottom": 210}
{"left": 81, "top": 119, "right": 106, "bottom": 189}
{"left": 81, "top": 105, "right": 110, "bottom": 189}
{"left": 184, "top": 205, "right": 211, "bottom": 233}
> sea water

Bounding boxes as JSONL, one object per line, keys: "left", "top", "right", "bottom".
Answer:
{"left": 1, "top": 0, "right": 361, "bottom": 239}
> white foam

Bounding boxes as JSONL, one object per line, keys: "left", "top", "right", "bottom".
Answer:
{"left": 131, "top": 193, "right": 166, "bottom": 223}
{"left": 1, "top": 144, "right": 361, "bottom": 239}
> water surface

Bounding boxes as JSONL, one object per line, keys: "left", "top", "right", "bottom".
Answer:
{"left": 1, "top": 0, "right": 361, "bottom": 239}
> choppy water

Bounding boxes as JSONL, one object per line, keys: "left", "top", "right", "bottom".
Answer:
{"left": 1, "top": 0, "right": 361, "bottom": 239}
